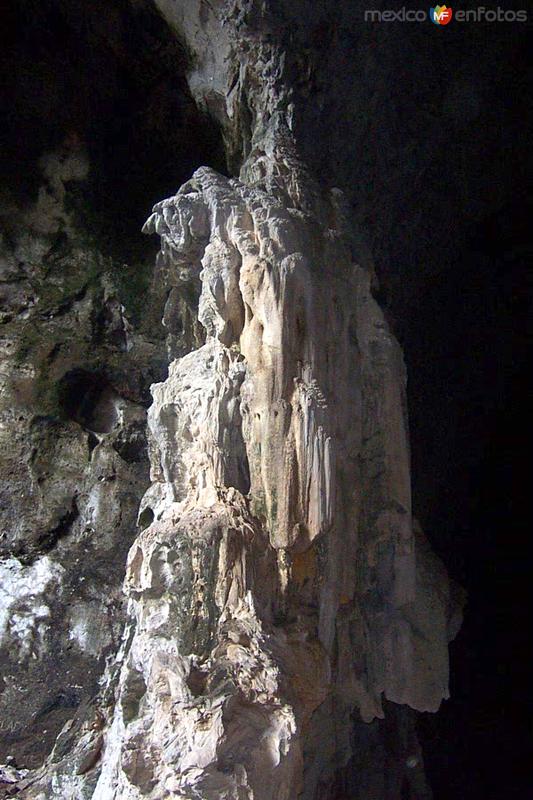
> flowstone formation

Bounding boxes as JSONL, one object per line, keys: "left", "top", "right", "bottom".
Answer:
{"left": 0, "top": 1, "right": 463, "bottom": 798}
{"left": 21, "top": 164, "right": 459, "bottom": 798}
{"left": 94, "top": 166, "right": 461, "bottom": 799}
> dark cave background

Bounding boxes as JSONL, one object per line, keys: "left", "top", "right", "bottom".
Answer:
{"left": 0, "top": 0, "right": 226, "bottom": 260}
{"left": 284, "top": 5, "right": 530, "bottom": 796}
{"left": 403, "top": 199, "right": 530, "bottom": 800}
{"left": 313, "top": 12, "right": 530, "bottom": 800}
{"left": 1, "top": 1, "right": 531, "bottom": 797}
{"left": 367, "top": 28, "right": 530, "bottom": 800}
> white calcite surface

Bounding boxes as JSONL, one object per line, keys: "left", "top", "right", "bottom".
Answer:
{"left": 9, "top": 4, "right": 464, "bottom": 797}
{"left": 0, "top": 556, "right": 64, "bottom": 657}
{"left": 25, "top": 166, "right": 460, "bottom": 800}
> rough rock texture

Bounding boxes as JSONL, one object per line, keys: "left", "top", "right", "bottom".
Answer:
{"left": 19, "top": 163, "right": 459, "bottom": 797}
{"left": 0, "top": 0, "right": 225, "bottom": 776}
{"left": 0, "top": 1, "right": 465, "bottom": 798}
{"left": 90, "top": 168, "right": 460, "bottom": 799}
{"left": 0, "top": 138, "right": 167, "bottom": 770}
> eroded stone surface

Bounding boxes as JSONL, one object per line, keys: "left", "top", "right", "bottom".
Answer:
{"left": 0, "top": 2, "right": 465, "bottom": 798}
{"left": 0, "top": 138, "right": 168, "bottom": 770}
{"left": 19, "top": 166, "right": 462, "bottom": 799}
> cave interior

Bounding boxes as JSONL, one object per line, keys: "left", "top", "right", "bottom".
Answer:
{"left": 0, "top": 1, "right": 529, "bottom": 797}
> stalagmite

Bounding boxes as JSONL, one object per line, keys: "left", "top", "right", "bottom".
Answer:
{"left": 26, "top": 163, "right": 459, "bottom": 798}
{"left": 0, "top": 2, "right": 466, "bottom": 798}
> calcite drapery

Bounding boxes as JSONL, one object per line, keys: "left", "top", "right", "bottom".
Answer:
{"left": 72, "top": 167, "right": 460, "bottom": 799}
{"left": 3, "top": 2, "right": 464, "bottom": 796}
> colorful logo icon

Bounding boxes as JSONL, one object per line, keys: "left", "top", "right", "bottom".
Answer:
{"left": 430, "top": 5, "right": 453, "bottom": 24}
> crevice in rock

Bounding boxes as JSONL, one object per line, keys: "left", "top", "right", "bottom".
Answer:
{"left": 138, "top": 507, "right": 154, "bottom": 531}
{"left": 57, "top": 370, "right": 120, "bottom": 434}
{"left": 112, "top": 422, "right": 148, "bottom": 464}
{"left": 35, "top": 497, "right": 80, "bottom": 554}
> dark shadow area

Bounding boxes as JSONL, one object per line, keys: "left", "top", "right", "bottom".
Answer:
{"left": 287, "top": 9, "right": 530, "bottom": 796}
{"left": 333, "top": 701, "right": 431, "bottom": 799}
{"left": 0, "top": 0, "right": 227, "bottom": 258}
{"left": 406, "top": 197, "right": 531, "bottom": 800}
{"left": 57, "top": 368, "right": 119, "bottom": 433}
{"left": 138, "top": 506, "right": 154, "bottom": 530}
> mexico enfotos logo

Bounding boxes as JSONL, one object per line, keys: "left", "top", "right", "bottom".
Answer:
{"left": 364, "top": 6, "right": 528, "bottom": 22}
{"left": 430, "top": 5, "right": 452, "bottom": 24}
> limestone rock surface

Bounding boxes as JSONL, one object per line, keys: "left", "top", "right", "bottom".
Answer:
{"left": 0, "top": 1, "right": 464, "bottom": 798}
{"left": 0, "top": 139, "right": 167, "bottom": 771}
{"left": 20, "top": 165, "right": 461, "bottom": 799}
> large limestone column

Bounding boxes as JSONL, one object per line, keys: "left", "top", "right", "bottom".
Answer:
{"left": 64, "top": 164, "right": 455, "bottom": 799}
{"left": 21, "top": 2, "right": 461, "bottom": 797}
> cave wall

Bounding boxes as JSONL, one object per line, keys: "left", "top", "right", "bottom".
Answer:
{"left": 0, "top": 1, "right": 527, "bottom": 798}
{"left": 0, "top": 0, "right": 225, "bottom": 773}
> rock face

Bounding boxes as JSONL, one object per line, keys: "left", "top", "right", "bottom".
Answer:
{"left": 20, "top": 165, "right": 459, "bottom": 797}
{"left": 0, "top": 0, "right": 222, "bottom": 777}
{"left": 0, "top": 1, "right": 463, "bottom": 798}
{"left": 0, "top": 139, "right": 166, "bottom": 769}
{"left": 89, "top": 167, "right": 461, "bottom": 799}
